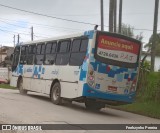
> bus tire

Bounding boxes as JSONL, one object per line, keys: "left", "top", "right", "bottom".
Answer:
{"left": 18, "top": 78, "right": 27, "bottom": 95}
{"left": 51, "top": 82, "right": 62, "bottom": 105}
{"left": 85, "top": 100, "right": 104, "bottom": 111}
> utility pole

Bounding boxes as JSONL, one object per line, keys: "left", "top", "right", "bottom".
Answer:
{"left": 118, "top": 0, "right": 123, "bottom": 34}
{"left": 17, "top": 34, "right": 20, "bottom": 44}
{"left": 13, "top": 35, "right": 15, "bottom": 47}
{"left": 113, "top": 0, "right": 117, "bottom": 32}
{"left": 100, "top": 0, "right": 104, "bottom": 31}
{"left": 151, "top": 0, "right": 159, "bottom": 71}
{"left": 31, "top": 26, "right": 34, "bottom": 41}
{"left": 109, "top": 0, "right": 114, "bottom": 32}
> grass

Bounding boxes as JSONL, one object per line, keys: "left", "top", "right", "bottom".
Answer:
{"left": 110, "top": 72, "right": 160, "bottom": 119}
{"left": 0, "top": 84, "right": 16, "bottom": 89}
{"left": 112, "top": 101, "right": 160, "bottom": 119}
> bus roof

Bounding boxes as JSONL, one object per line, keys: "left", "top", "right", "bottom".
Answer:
{"left": 19, "top": 31, "right": 91, "bottom": 46}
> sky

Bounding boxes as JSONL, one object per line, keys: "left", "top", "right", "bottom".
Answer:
{"left": 0, "top": 0, "right": 160, "bottom": 48}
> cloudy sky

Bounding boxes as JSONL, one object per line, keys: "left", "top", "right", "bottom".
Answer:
{"left": 0, "top": 0, "right": 159, "bottom": 47}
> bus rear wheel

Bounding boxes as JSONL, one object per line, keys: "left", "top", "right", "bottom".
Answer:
{"left": 18, "top": 78, "right": 27, "bottom": 95}
{"left": 51, "top": 82, "right": 62, "bottom": 105}
{"left": 85, "top": 100, "right": 104, "bottom": 111}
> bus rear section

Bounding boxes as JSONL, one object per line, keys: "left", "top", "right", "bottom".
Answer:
{"left": 82, "top": 31, "right": 142, "bottom": 107}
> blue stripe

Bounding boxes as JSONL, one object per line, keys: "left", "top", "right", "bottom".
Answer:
{"left": 84, "top": 30, "right": 94, "bottom": 39}
{"left": 82, "top": 84, "right": 135, "bottom": 103}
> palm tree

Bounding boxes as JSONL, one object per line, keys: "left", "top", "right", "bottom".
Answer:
{"left": 144, "top": 33, "right": 160, "bottom": 56}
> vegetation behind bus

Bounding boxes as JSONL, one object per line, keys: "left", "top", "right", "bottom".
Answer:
{"left": 110, "top": 62, "right": 160, "bottom": 118}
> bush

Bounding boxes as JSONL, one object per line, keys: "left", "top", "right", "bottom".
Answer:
{"left": 137, "top": 72, "right": 160, "bottom": 103}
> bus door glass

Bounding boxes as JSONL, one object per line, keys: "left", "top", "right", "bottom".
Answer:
{"left": 12, "top": 46, "right": 20, "bottom": 72}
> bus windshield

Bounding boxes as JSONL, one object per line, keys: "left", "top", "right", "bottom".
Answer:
{"left": 95, "top": 31, "right": 141, "bottom": 68}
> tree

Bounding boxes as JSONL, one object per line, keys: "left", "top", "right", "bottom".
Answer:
{"left": 144, "top": 33, "right": 160, "bottom": 56}
{"left": 141, "top": 33, "right": 160, "bottom": 69}
{"left": 121, "top": 24, "right": 143, "bottom": 41}
{"left": 121, "top": 24, "right": 146, "bottom": 67}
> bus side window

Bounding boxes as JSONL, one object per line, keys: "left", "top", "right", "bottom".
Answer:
{"left": 44, "top": 42, "right": 57, "bottom": 65}
{"left": 27, "top": 44, "right": 36, "bottom": 65}
{"left": 35, "top": 43, "right": 45, "bottom": 65}
{"left": 13, "top": 46, "right": 20, "bottom": 66}
{"left": 71, "top": 39, "right": 81, "bottom": 52}
{"left": 20, "top": 46, "right": 28, "bottom": 64}
{"left": 80, "top": 39, "right": 89, "bottom": 52}
{"left": 69, "top": 38, "right": 88, "bottom": 66}
{"left": 55, "top": 40, "right": 70, "bottom": 65}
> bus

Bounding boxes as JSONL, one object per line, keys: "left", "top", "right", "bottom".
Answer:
{"left": 10, "top": 30, "right": 142, "bottom": 110}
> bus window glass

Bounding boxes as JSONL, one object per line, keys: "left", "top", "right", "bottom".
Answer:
{"left": 71, "top": 39, "right": 81, "bottom": 52}
{"left": 25, "top": 46, "right": 28, "bottom": 54}
{"left": 58, "top": 41, "right": 70, "bottom": 53}
{"left": 51, "top": 42, "right": 57, "bottom": 53}
{"left": 69, "top": 53, "right": 86, "bottom": 66}
{"left": 35, "top": 43, "right": 45, "bottom": 65}
{"left": 69, "top": 38, "right": 88, "bottom": 66}
{"left": 20, "top": 46, "right": 28, "bottom": 64}
{"left": 29, "top": 45, "right": 36, "bottom": 54}
{"left": 21, "top": 46, "right": 26, "bottom": 55}
{"left": 55, "top": 40, "right": 70, "bottom": 65}
{"left": 46, "top": 43, "right": 52, "bottom": 54}
{"left": 41, "top": 44, "right": 45, "bottom": 54}
{"left": 13, "top": 46, "right": 20, "bottom": 66}
{"left": 55, "top": 53, "right": 70, "bottom": 65}
{"left": 80, "top": 39, "right": 88, "bottom": 52}
{"left": 37, "top": 44, "right": 41, "bottom": 54}
{"left": 35, "top": 55, "right": 44, "bottom": 65}
{"left": 44, "top": 54, "right": 56, "bottom": 65}
{"left": 27, "top": 44, "right": 36, "bottom": 65}
{"left": 27, "top": 55, "right": 34, "bottom": 65}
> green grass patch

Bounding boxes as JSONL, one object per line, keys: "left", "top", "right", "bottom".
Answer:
{"left": 113, "top": 101, "right": 160, "bottom": 119}
{"left": 0, "top": 84, "right": 17, "bottom": 89}
{"left": 110, "top": 72, "right": 160, "bottom": 119}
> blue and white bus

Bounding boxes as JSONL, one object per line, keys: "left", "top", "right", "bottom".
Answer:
{"left": 10, "top": 30, "right": 142, "bottom": 110}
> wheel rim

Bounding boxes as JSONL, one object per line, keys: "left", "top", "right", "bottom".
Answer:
{"left": 53, "top": 86, "right": 60, "bottom": 101}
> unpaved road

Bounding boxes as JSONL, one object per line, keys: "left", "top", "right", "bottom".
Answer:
{"left": 0, "top": 88, "right": 159, "bottom": 133}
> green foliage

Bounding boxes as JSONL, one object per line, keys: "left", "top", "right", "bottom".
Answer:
{"left": 121, "top": 24, "right": 143, "bottom": 41}
{"left": 121, "top": 24, "right": 134, "bottom": 38}
{"left": 141, "top": 60, "right": 151, "bottom": 71}
{"left": 112, "top": 72, "right": 160, "bottom": 119}
{"left": 117, "top": 101, "right": 160, "bottom": 119}
{"left": 137, "top": 72, "right": 160, "bottom": 102}
{"left": 144, "top": 33, "right": 160, "bottom": 56}
{"left": 0, "top": 84, "right": 16, "bottom": 89}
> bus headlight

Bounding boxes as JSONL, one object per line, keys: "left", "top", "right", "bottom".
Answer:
{"left": 87, "top": 66, "right": 95, "bottom": 88}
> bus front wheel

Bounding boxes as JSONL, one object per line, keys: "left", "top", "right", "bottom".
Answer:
{"left": 18, "top": 78, "right": 27, "bottom": 95}
{"left": 85, "top": 100, "right": 104, "bottom": 111}
{"left": 51, "top": 82, "right": 62, "bottom": 105}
